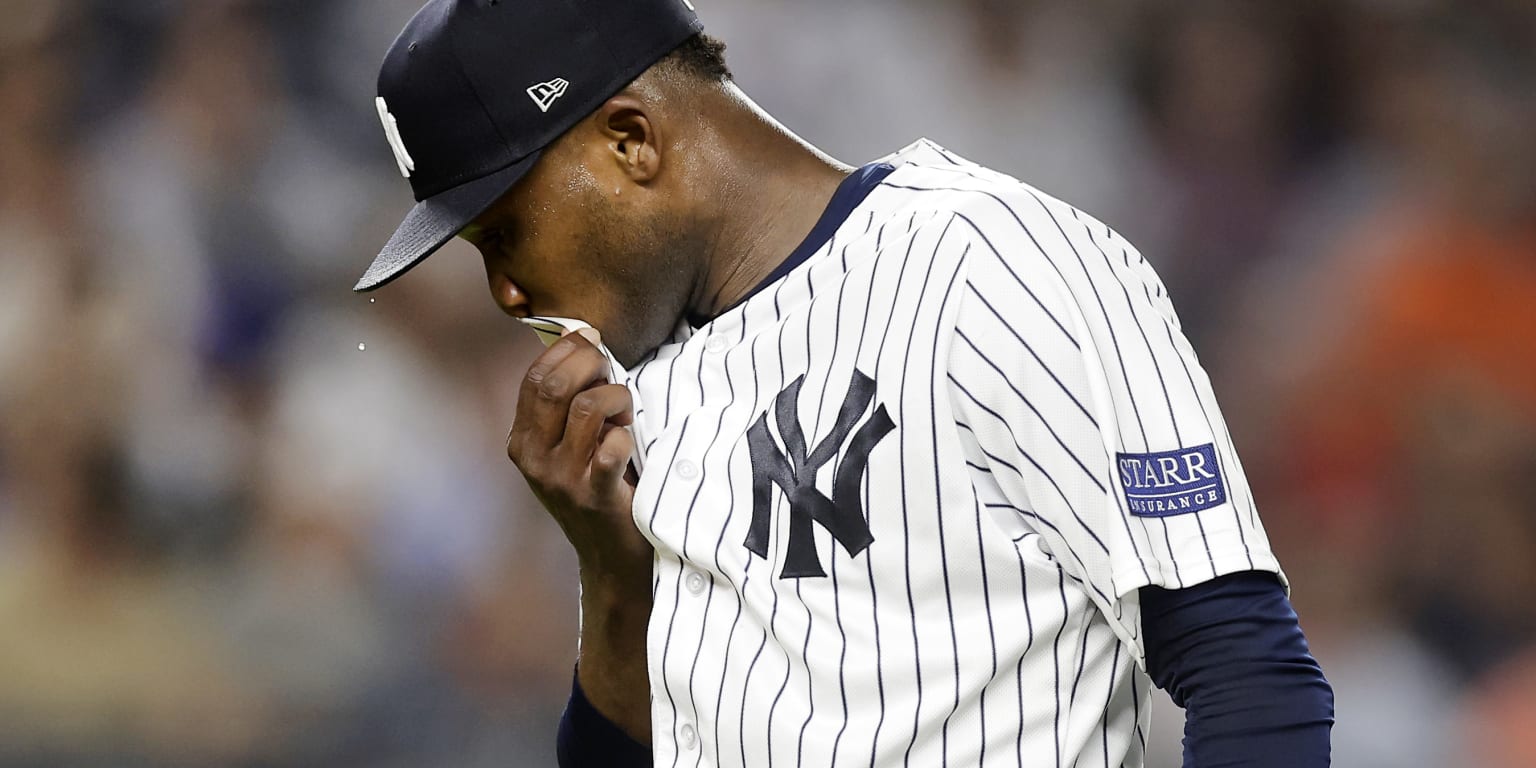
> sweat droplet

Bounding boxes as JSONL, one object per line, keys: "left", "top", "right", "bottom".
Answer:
{"left": 357, "top": 343, "right": 367, "bottom": 351}
{"left": 369, "top": 298, "right": 376, "bottom": 303}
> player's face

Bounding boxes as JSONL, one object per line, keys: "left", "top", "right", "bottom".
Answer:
{"left": 460, "top": 138, "right": 702, "bottom": 367}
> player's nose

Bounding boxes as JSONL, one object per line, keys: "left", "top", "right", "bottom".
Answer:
{"left": 486, "top": 269, "right": 530, "bottom": 318}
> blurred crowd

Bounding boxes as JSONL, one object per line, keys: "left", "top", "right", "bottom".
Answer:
{"left": 0, "top": 0, "right": 1532, "bottom": 765}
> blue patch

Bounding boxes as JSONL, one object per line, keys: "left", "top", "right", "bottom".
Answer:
{"left": 1116, "top": 443, "right": 1227, "bottom": 518}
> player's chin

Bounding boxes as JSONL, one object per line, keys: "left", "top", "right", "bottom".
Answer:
{"left": 607, "top": 334, "right": 661, "bottom": 370}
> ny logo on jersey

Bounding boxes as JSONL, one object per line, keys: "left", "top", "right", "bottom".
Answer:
{"left": 744, "top": 371, "right": 895, "bottom": 578}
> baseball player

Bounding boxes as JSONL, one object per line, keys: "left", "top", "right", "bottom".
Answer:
{"left": 356, "top": 1, "right": 1334, "bottom": 766}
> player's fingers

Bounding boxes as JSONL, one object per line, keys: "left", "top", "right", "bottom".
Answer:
{"left": 590, "top": 423, "right": 637, "bottom": 501}
{"left": 509, "top": 331, "right": 607, "bottom": 459}
{"left": 557, "top": 383, "right": 633, "bottom": 461}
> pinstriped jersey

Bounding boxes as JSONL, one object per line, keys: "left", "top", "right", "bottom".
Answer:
{"left": 616, "top": 139, "right": 1283, "bottom": 767}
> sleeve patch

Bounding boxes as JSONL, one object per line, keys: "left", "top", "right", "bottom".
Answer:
{"left": 1116, "top": 443, "right": 1227, "bottom": 518}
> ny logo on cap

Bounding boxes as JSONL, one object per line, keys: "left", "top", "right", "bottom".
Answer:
{"left": 375, "top": 97, "right": 415, "bottom": 178}
{"left": 527, "top": 78, "right": 570, "bottom": 113}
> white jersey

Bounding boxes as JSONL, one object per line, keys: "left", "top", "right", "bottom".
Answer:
{"left": 605, "top": 140, "right": 1282, "bottom": 767}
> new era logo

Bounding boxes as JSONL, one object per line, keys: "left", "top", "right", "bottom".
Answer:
{"left": 527, "top": 78, "right": 569, "bottom": 113}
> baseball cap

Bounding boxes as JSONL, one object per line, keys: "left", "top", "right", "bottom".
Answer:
{"left": 356, "top": 0, "right": 704, "bottom": 292}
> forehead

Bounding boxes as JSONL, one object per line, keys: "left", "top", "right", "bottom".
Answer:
{"left": 457, "top": 172, "right": 535, "bottom": 237}
{"left": 458, "top": 221, "right": 489, "bottom": 241}
{"left": 462, "top": 141, "right": 588, "bottom": 234}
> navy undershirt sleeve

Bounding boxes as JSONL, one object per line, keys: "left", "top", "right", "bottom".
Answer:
{"left": 1140, "top": 571, "right": 1334, "bottom": 767}
{"left": 556, "top": 668, "right": 652, "bottom": 768}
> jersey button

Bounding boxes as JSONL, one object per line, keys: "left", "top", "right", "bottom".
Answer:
{"left": 675, "top": 459, "right": 699, "bottom": 480}
{"left": 680, "top": 723, "right": 698, "bottom": 750}
{"left": 705, "top": 334, "right": 729, "bottom": 354}
{"left": 686, "top": 571, "right": 707, "bottom": 595}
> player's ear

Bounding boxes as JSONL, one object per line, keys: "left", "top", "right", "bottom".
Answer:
{"left": 593, "top": 94, "right": 661, "bottom": 184}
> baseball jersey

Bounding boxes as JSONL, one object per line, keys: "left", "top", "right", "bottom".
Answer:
{"left": 594, "top": 139, "right": 1283, "bottom": 767}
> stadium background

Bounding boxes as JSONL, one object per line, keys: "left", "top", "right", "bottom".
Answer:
{"left": 1, "top": 0, "right": 1533, "bottom": 764}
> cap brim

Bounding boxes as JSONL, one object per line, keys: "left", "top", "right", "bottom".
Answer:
{"left": 354, "top": 151, "right": 542, "bottom": 292}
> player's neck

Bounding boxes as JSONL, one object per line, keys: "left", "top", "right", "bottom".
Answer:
{"left": 688, "top": 84, "right": 853, "bottom": 321}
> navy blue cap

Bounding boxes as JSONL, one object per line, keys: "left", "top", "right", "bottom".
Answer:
{"left": 357, "top": 0, "right": 704, "bottom": 292}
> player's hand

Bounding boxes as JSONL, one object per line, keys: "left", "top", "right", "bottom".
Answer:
{"left": 507, "top": 328, "right": 655, "bottom": 741}
{"left": 506, "top": 328, "right": 652, "bottom": 588}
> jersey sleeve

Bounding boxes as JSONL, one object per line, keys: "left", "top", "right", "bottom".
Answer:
{"left": 942, "top": 188, "right": 1284, "bottom": 661}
